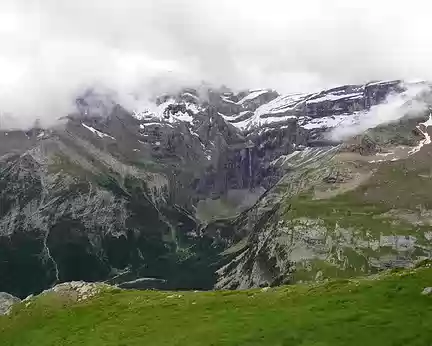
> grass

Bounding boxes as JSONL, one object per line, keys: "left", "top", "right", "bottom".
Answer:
{"left": 1, "top": 266, "right": 432, "bottom": 346}
{"left": 286, "top": 191, "right": 431, "bottom": 241}
{"left": 276, "top": 189, "right": 431, "bottom": 282}
{"left": 282, "top": 139, "right": 432, "bottom": 238}
{"left": 348, "top": 148, "right": 432, "bottom": 210}
{"left": 291, "top": 252, "right": 374, "bottom": 283}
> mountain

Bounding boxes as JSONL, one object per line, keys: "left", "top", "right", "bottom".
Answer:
{"left": 1, "top": 79, "right": 431, "bottom": 297}
{"left": 214, "top": 115, "right": 432, "bottom": 289}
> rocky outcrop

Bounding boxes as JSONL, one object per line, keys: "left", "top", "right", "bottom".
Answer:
{"left": 0, "top": 292, "right": 20, "bottom": 315}
{"left": 41, "top": 281, "right": 114, "bottom": 302}
{"left": 422, "top": 287, "right": 432, "bottom": 295}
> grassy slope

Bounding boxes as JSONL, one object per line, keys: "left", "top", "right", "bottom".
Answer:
{"left": 247, "top": 153, "right": 432, "bottom": 283}
{"left": 1, "top": 266, "right": 432, "bottom": 346}
{"left": 288, "top": 191, "right": 431, "bottom": 239}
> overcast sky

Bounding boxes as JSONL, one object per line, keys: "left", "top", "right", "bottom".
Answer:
{"left": 1, "top": 0, "right": 432, "bottom": 128}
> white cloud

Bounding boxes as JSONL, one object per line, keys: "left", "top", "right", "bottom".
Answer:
{"left": 1, "top": 0, "right": 432, "bottom": 128}
{"left": 329, "top": 83, "right": 431, "bottom": 141}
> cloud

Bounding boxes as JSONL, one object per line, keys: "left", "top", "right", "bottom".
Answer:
{"left": 1, "top": 0, "right": 432, "bottom": 129}
{"left": 329, "top": 83, "right": 431, "bottom": 141}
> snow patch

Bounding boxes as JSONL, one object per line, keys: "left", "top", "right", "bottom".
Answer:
{"left": 182, "top": 92, "right": 198, "bottom": 100}
{"left": 173, "top": 112, "right": 194, "bottom": 125}
{"left": 220, "top": 111, "right": 251, "bottom": 123}
{"left": 232, "top": 111, "right": 298, "bottom": 130}
{"left": 221, "top": 96, "right": 237, "bottom": 104}
{"left": 82, "top": 123, "right": 115, "bottom": 140}
{"left": 306, "top": 92, "right": 363, "bottom": 104}
{"left": 140, "top": 122, "right": 173, "bottom": 128}
{"left": 301, "top": 113, "right": 359, "bottom": 130}
{"left": 237, "top": 90, "right": 269, "bottom": 104}
{"left": 190, "top": 129, "right": 200, "bottom": 138}
{"left": 255, "top": 93, "right": 307, "bottom": 117}
{"left": 133, "top": 99, "right": 198, "bottom": 125}
{"left": 366, "top": 80, "right": 399, "bottom": 87}
{"left": 408, "top": 114, "right": 432, "bottom": 155}
{"left": 271, "top": 147, "right": 335, "bottom": 167}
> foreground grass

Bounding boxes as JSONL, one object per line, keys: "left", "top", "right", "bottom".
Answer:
{"left": 1, "top": 267, "right": 432, "bottom": 346}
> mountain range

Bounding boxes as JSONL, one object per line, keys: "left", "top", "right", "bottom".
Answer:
{"left": 1, "top": 79, "right": 431, "bottom": 298}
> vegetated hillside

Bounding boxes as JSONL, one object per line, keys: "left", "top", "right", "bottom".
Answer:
{"left": 215, "top": 115, "right": 432, "bottom": 289}
{"left": 1, "top": 264, "right": 432, "bottom": 346}
{"left": 0, "top": 124, "right": 221, "bottom": 298}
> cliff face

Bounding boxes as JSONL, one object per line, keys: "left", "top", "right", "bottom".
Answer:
{"left": 215, "top": 119, "right": 432, "bottom": 289}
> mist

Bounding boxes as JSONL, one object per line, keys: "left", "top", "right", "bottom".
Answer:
{"left": 2, "top": 0, "right": 432, "bottom": 129}
{"left": 329, "top": 83, "right": 432, "bottom": 141}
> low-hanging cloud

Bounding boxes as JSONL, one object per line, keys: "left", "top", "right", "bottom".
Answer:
{"left": 329, "top": 83, "right": 432, "bottom": 141}
{"left": 2, "top": 0, "right": 432, "bottom": 129}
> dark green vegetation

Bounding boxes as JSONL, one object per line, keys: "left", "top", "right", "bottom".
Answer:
{"left": 1, "top": 265, "right": 432, "bottom": 346}
{"left": 0, "top": 150, "right": 222, "bottom": 298}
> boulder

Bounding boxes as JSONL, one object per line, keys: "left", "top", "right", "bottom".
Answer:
{"left": 421, "top": 287, "right": 432, "bottom": 295}
{"left": 0, "top": 292, "right": 21, "bottom": 315}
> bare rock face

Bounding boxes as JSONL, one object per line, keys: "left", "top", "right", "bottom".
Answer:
{"left": 0, "top": 292, "right": 20, "bottom": 315}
